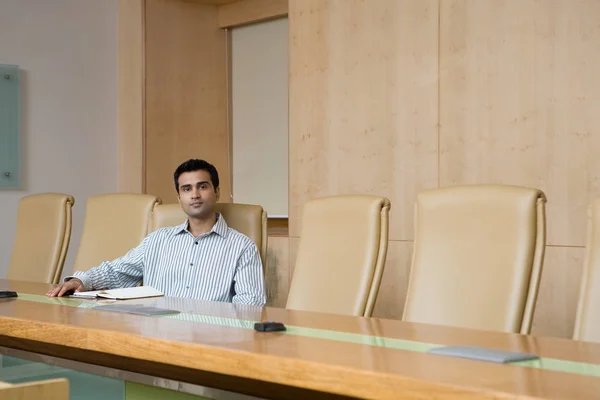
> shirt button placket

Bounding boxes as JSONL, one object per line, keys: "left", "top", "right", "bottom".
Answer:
{"left": 188, "top": 238, "right": 197, "bottom": 274}
{"left": 189, "top": 235, "right": 201, "bottom": 269}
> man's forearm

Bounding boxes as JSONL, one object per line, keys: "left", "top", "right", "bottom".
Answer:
{"left": 232, "top": 292, "right": 266, "bottom": 306}
{"left": 66, "top": 260, "right": 142, "bottom": 291}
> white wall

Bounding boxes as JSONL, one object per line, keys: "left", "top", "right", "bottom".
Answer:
{"left": 232, "top": 18, "right": 288, "bottom": 216}
{"left": 0, "top": 0, "right": 118, "bottom": 278}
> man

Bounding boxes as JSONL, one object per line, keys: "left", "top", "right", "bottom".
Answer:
{"left": 47, "top": 159, "right": 266, "bottom": 306}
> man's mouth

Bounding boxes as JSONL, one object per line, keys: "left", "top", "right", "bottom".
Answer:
{"left": 190, "top": 202, "right": 203, "bottom": 207}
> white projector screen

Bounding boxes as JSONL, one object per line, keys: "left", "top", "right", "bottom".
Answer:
{"left": 231, "top": 18, "right": 289, "bottom": 217}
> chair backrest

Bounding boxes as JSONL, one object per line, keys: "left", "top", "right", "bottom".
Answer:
{"left": 403, "top": 185, "right": 546, "bottom": 334}
{"left": 73, "top": 193, "right": 161, "bottom": 272}
{"left": 0, "top": 378, "right": 68, "bottom": 400}
{"left": 8, "top": 193, "right": 74, "bottom": 284}
{"left": 150, "top": 203, "right": 268, "bottom": 265}
{"left": 574, "top": 198, "right": 600, "bottom": 342}
{"left": 286, "top": 195, "right": 390, "bottom": 317}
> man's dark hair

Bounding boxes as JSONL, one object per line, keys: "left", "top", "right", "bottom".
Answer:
{"left": 174, "top": 159, "right": 219, "bottom": 193}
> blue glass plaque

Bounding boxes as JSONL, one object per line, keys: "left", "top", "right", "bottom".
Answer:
{"left": 0, "top": 64, "right": 20, "bottom": 188}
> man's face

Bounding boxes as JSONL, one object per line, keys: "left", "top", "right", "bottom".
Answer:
{"left": 177, "top": 170, "right": 220, "bottom": 219}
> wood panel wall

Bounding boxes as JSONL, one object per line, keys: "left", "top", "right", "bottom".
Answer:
{"left": 289, "top": 0, "right": 439, "bottom": 240}
{"left": 288, "top": 0, "right": 438, "bottom": 321}
{"left": 118, "top": 0, "right": 144, "bottom": 193}
{"left": 288, "top": 0, "right": 600, "bottom": 338}
{"left": 144, "top": 0, "right": 231, "bottom": 204}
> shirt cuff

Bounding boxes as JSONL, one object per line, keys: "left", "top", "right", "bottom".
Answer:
{"left": 64, "top": 272, "right": 91, "bottom": 291}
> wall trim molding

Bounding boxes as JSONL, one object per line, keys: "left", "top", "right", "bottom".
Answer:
{"left": 218, "top": 0, "right": 287, "bottom": 29}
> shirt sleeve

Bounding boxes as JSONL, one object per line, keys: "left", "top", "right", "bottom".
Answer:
{"left": 232, "top": 242, "right": 266, "bottom": 306}
{"left": 66, "top": 237, "right": 148, "bottom": 291}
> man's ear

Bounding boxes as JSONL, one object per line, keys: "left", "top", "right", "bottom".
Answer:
{"left": 215, "top": 187, "right": 220, "bottom": 202}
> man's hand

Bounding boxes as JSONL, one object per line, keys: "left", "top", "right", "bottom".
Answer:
{"left": 46, "top": 279, "right": 84, "bottom": 297}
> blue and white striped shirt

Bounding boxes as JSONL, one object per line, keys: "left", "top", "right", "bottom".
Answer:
{"left": 72, "top": 214, "right": 266, "bottom": 306}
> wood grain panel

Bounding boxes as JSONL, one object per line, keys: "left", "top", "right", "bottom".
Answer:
{"left": 144, "top": 0, "right": 230, "bottom": 204}
{"left": 439, "top": 0, "right": 600, "bottom": 246}
{"left": 532, "top": 245, "right": 585, "bottom": 339}
{"left": 265, "top": 236, "right": 289, "bottom": 307}
{"left": 218, "top": 0, "right": 288, "bottom": 28}
{"left": 188, "top": 0, "right": 237, "bottom": 4}
{"left": 288, "top": 0, "right": 439, "bottom": 240}
{"left": 118, "top": 0, "right": 144, "bottom": 193}
{"left": 372, "top": 241, "right": 413, "bottom": 320}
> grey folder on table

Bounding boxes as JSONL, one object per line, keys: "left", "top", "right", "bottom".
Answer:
{"left": 427, "top": 346, "right": 540, "bottom": 363}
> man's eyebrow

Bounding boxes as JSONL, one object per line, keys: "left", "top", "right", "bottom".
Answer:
{"left": 181, "top": 181, "right": 210, "bottom": 187}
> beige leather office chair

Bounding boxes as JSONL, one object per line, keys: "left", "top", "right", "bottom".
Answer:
{"left": 8, "top": 193, "right": 74, "bottom": 284}
{"left": 72, "top": 193, "right": 161, "bottom": 272}
{"left": 574, "top": 198, "right": 600, "bottom": 343}
{"left": 286, "top": 195, "right": 390, "bottom": 317}
{"left": 0, "top": 378, "right": 68, "bottom": 399}
{"left": 403, "top": 185, "right": 546, "bottom": 334}
{"left": 150, "top": 203, "right": 268, "bottom": 266}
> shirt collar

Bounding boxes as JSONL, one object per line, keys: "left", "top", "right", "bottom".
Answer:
{"left": 172, "top": 213, "right": 229, "bottom": 238}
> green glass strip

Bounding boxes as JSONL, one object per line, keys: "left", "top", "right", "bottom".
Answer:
{"left": 285, "top": 325, "right": 440, "bottom": 352}
{"left": 16, "top": 293, "right": 84, "bottom": 307}
{"left": 14, "top": 293, "right": 600, "bottom": 378}
{"left": 125, "top": 382, "right": 210, "bottom": 400}
{"left": 513, "top": 357, "right": 600, "bottom": 377}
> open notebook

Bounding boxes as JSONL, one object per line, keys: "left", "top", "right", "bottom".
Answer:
{"left": 70, "top": 286, "right": 163, "bottom": 300}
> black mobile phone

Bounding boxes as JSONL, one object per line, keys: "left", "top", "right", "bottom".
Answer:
{"left": 254, "top": 321, "right": 286, "bottom": 332}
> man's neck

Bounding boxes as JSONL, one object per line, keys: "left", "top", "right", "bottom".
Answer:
{"left": 187, "top": 213, "right": 218, "bottom": 237}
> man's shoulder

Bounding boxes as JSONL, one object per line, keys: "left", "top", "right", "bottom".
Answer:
{"left": 144, "top": 225, "right": 183, "bottom": 242}
{"left": 225, "top": 227, "right": 257, "bottom": 249}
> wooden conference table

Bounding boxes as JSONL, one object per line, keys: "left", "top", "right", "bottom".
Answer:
{"left": 0, "top": 279, "right": 599, "bottom": 399}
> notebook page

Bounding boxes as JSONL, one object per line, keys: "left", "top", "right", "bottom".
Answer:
{"left": 97, "top": 286, "right": 163, "bottom": 300}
